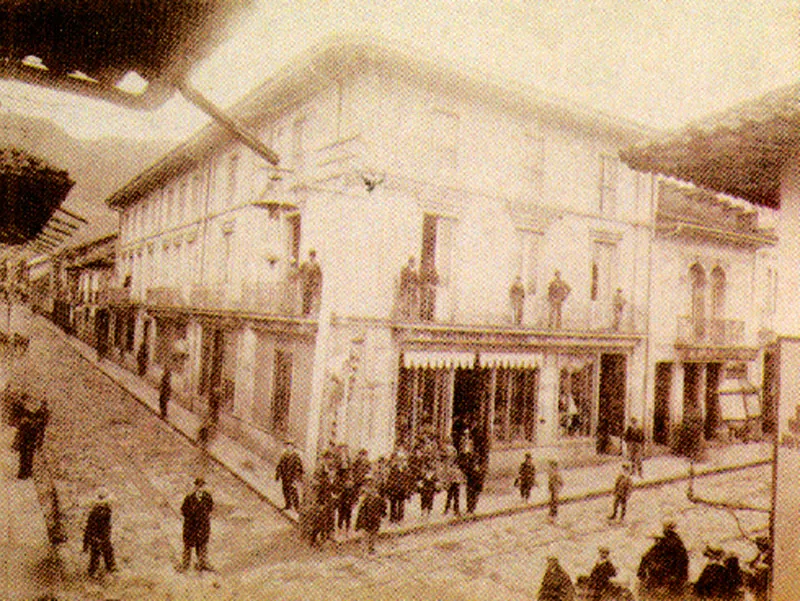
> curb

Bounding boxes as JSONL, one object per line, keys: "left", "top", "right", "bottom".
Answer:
{"left": 42, "top": 318, "right": 773, "bottom": 543}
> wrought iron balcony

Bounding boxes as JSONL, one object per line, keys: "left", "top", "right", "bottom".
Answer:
{"left": 146, "top": 286, "right": 184, "bottom": 307}
{"left": 186, "top": 280, "right": 302, "bottom": 316}
{"left": 676, "top": 316, "right": 745, "bottom": 346}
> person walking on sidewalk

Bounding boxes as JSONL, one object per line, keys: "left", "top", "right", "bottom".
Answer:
{"left": 515, "top": 453, "right": 537, "bottom": 502}
{"left": 158, "top": 368, "right": 171, "bottom": 419}
{"left": 547, "top": 460, "right": 563, "bottom": 521}
{"left": 355, "top": 475, "right": 386, "bottom": 555}
{"left": 83, "top": 489, "right": 116, "bottom": 577}
{"left": 275, "top": 440, "right": 304, "bottom": 511}
{"left": 179, "top": 477, "right": 214, "bottom": 572}
{"left": 624, "top": 417, "right": 645, "bottom": 478}
{"left": 608, "top": 463, "right": 633, "bottom": 522}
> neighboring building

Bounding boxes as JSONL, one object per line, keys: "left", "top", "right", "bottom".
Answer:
{"left": 105, "top": 39, "right": 658, "bottom": 471}
{"left": 647, "top": 180, "right": 778, "bottom": 447}
{"left": 621, "top": 82, "right": 799, "bottom": 446}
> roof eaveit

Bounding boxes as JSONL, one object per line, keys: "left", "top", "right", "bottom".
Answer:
{"left": 620, "top": 83, "right": 800, "bottom": 209}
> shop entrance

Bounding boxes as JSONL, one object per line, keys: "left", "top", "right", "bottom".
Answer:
{"left": 597, "top": 353, "right": 626, "bottom": 453}
{"left": 653, "top": 362, "right": 673, "bottom": 446}
{"left": 453, "top": 367, "right": 490, "bottom": 465}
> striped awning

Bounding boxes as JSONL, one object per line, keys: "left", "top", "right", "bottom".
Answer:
{"left": 403, "top": 350, "right": 475, "bottom": 369}
{"left": 479, "top": 352, "right": 542, "bottom": 369}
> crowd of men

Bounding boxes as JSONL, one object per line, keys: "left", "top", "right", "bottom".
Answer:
{"left": 279, "top": 430, "right": 488, "bottom": 551}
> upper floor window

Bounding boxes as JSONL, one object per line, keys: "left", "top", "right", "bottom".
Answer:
{"left": 599, "top": 155, "right": 619, "bottom": 217}
{"left": 590, "top": 240, "right": 617, "bottom": 302}
{"left": 431, "top": 110, "right": 459, "bottom": 174}
{"left": 710, "top": 266, "right": 726, "bottom": 318}
{"left": 690, "top": 262, "right": 706, "bottom": 338}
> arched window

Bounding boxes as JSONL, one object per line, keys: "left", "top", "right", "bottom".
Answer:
{"left": 690, "top": 263, "right": 706, "bottom": 339}
{"left": 710, "top": 266, "right": 725, "bottom": 318}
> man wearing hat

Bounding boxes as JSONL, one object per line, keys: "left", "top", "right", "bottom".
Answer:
{"left": 587, "top": 547, "right": 617, "bottom": 601}
{"left": 275, "top": 439, "right": 304, "bottom": 512}
{"left": 83, "top": 489, "right": 116, "bottom": 577}
{"left": 637, "top": 520, "right": 689, "bottom": 598}
{"left": 179, "top": 477, "right": 214, "bottom": 571}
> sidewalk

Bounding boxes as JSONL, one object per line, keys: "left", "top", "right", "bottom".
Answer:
{"left": 50, "top": 316, "right": 772, "bottom": 542}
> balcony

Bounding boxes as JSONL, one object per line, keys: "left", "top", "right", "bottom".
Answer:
{"left": 676, "top": 316, "right": 745, "bottom": 347}
{"left": 146, "top": 287, "right": 185, "bottom": 307}
{"left": 186, "top": 280, "right": 302, "bottom": 317}
{"left": 98, "top": 287, "right": 131, "bottom": 306}
{"left": 393, "top": 289, "right": 643, "bottom": 334}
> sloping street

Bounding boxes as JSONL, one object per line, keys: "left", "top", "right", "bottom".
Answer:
{"left": 1, "top": 313, "right": 768, "bottom": 600}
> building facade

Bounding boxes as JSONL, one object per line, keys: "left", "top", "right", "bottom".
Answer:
{"left": 106, "top": 40, "right": 661, "bottom": 471}
{"left": 646, "top": 180, "right": 778, "bottom": 448}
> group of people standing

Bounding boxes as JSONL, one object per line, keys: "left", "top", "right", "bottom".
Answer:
{"left": 278, "top": 430, "right": 489, "bottom": 552}
{"left": 398, "top": 256, "right": 439, "bottom": 322}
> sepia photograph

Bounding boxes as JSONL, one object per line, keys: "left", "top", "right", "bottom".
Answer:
{"left": 0, "top": 1, "right": 798, "bottom": 599}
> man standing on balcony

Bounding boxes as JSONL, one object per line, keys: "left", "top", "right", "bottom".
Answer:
{"left": 419, "top": 264, "right": 439, "bottom": 322}
{"left": 547, "top": 271, "right": 570, "bottom": 329}
{"left": 398, "top": 256, "right": 420, "bottom": 321}
{"left": 299, "top": 250, "right": 323, "bottom": 316}
{"left": 612, "top": 288, "right": 626, "bottom": 331}
{"left": 510, "top": 275, "right": 525, "bottom": 325}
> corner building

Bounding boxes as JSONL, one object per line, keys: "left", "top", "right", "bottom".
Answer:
{"left": 105, "top": 40, "right": 655, "bottom": 473}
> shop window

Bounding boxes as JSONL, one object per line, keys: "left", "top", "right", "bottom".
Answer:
{"left": 493, "top": 367, "right": 538, "bottom": 444}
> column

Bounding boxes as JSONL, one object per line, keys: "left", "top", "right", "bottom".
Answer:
{"left": 537, "top": 353, "right": 559, "bottom": 446}
{"left": 233, "top": 326, "right": 256, "bottom": 423}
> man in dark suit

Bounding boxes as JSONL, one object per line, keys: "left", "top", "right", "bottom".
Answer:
{"left": 83, "top": 489, "right": 116, "bottom": 577}
{"left": 275, "top": 440, "right": 304, "bottom": 511}
{"left": 179, "top": 477, "right": 214, "bottom": 571}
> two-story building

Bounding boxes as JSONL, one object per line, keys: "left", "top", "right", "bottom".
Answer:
{"left": 646, "top": 180, "right": 778, "bottom": 447}
{"left": 105, "top": 39, "right": 656, "bottom": 471}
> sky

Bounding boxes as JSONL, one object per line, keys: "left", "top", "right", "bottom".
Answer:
{"left": 1, "top": 0, "right": 798, "bottom": 142}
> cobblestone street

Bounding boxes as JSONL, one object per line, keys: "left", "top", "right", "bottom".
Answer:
{"left": 9, "top": 315, "right": 770, "bottom": 600}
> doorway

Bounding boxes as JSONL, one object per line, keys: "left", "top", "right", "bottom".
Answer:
{"left": 653, "top": 362, "right": 673, "bottom": 446}
{"left": 683, "top": 363, "right": 702, "bottom": 419}
{"left": 704, "top": 363, "right": 722, "bottom": 440}
{"left": 597, "top": 354, "right": 626, "bottom": 453}
{"left": 453, "top": 368, "right": 490, "bottom": 465}
{"left": 762, "top": 350, "right": 778, "bottom": 436}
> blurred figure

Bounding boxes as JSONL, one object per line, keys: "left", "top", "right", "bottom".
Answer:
{"left": 547, "top": 460, "right": 563, "bottom": 521}
{"left": 440, "top": 444, "right": 464, "bottom": 516}
{"left": 538, "top": 556, "right": 575, "bottom": 601}
{"left": 510, "top": 275, "right": 525, "bottom": 325}
{"left": 637, "top": 521, "right": 689, "bottom": 599}
{"left": 608, "top": 463, "right": 632, "bottom": 522}
{"left": 355, "top": 475, "right": 386, "bottom": 554}
{"left": 398, "top": 256, "right": 419, "bottom": 320}
{"left": 624, "top": 418, "right": 645, "bottom": 478}
{"left": 515, "top": 452, "right": 537, "bottom": 502}
{"left": 586, "top": 547, "right": 617, "bottom": 601}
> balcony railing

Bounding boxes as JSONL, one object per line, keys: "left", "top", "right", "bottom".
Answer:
{"left": 676, "top": 316, "right": 745, "bottom": 346}
{"left": 185, "top": 280, "right": 302, "bottom": 316}
{"left": 146, "top": 286, "right": 184, "bottom": 307}
{"left": 393, "top": 289, "right": 643, "bottom": 334}
{"left": 98, "top": 287, "right": 131, "bottom": 306}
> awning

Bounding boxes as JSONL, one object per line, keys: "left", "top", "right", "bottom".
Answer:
{"left": 479, "top": 352, "right": 542, "bottom": 369}
{"left": 403, "top": 350, "right": 475, "bottom": 369}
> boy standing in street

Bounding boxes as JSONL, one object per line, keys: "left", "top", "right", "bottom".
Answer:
{"left": 83, "top": 489, "right": 116, "bottom": 577}
{"left": 608, "top": 463, "right": 633, "bottom": 522}
{"left": 515, "top": 453, "right": 537, "bottom": 502}
{"left": 355, "top": 475, "right": 386, "bottom": 555}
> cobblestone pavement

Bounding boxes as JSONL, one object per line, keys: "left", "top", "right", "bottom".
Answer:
{"left": 12, "top": 316, "right": 770, "bottom": 600}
